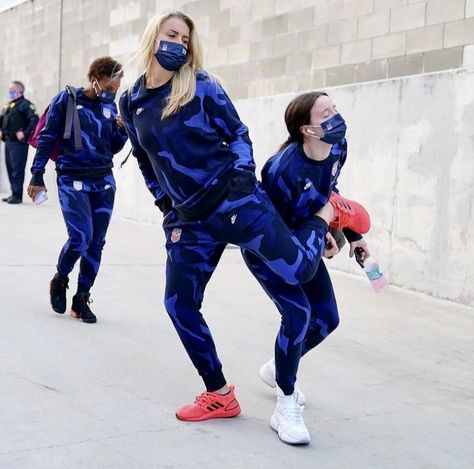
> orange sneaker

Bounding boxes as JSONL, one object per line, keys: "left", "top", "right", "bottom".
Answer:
{"left": 176, "top": 385, "right": 241, "bottom": 422}
{"left": 328, "top": 192, "right": 371, "bottom": 234}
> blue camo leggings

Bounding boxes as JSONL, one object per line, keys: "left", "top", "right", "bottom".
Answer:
{"left": 163, "top": 179, "right": 329, "bottom": 391}
{"left": 242, "top": 250, "right": 339, "bottom": 395}
{"left": 56, "top": 175, "right": 115, "bottom": 290}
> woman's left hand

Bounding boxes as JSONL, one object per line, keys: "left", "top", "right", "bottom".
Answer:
{"left": 323, "top": 232, "right": 339, "bottom": 258}
{"left": 27, "top": 185, "right": 47, "bottom": 201}
{"left": 349, "top": 238, "right": 370, "bottom": 260}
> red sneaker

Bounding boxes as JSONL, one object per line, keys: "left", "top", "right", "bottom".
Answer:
{"left": 176, "top": 385, "right": 241, "bottom": 422}
{"left": 329, "top": 192, "right": 371, "bottom": 234}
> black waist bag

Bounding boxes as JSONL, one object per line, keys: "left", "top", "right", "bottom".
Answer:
{"left": 176, "top": 169, "right": 257, "bottom": 222}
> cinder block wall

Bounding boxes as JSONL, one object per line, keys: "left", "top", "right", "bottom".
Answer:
{"left": 1, "top": 0, "right": 473, "bottom": 306}
{"left": 2, "top": 0, "right": 474, "bottom": 105}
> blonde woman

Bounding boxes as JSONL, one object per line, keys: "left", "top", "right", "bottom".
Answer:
{"left": 120, "top": 11, "right": 369, "bottom": 442}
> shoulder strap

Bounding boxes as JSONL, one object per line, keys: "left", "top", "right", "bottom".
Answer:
{"left": 63, "top": 85, "right": 82, "bottom": 151}
{"left": 119, "top": 89, "right": 132, "bottom": 168}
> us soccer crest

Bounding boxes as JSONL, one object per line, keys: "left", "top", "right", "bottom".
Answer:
{"left": 102, "top": 107, "right": 112, "bottom": 119}
{"left": 171, "top": 228, "right": 182, "bottom": 243}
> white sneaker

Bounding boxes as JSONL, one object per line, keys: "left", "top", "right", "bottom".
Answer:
{"left": 270, "top": 386, "right": 311, "bottom": 445}
{"left": 259, "top": 358, "right": 306, "bottom": 406}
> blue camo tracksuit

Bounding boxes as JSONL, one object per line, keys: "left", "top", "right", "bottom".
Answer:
{"left": 242, "top": 140, "right": 362, "bottom": 394}
{"left": 119, "top": 71, "right": 330, "bottom": 391}
{"left": 30, "top": 88, "right": 128, "bottom": 290}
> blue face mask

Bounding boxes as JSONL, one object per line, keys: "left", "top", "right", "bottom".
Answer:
{"left": 93, "top": 81, "right": 116, "bottom": 104}
{"left": 97, "top": 89, "right": 116, "bottom": 104}
{"left": 8, "top": 89, "right": 19, "bottom": 100}
{"left": 319, "top": 113, "right": 347, "bottom": 144}
{"left": 154, "top": 40, "right": 187, "bottom": 71}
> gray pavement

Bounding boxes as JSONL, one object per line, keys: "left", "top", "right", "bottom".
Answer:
{"left": 0, "top": 195, "right": 473, "bottom": 469}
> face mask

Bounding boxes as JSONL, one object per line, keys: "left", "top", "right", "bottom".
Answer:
{"left": 93, "top": 80, "right": 116, "bottom": 104}
{"left": 8, "top": 89, "right": 19, "bottom": 100}
{"left": 154, "top": 40, "right": 187, "bottom": 71}
{"left": 306, "top": 113, "right": 347, "bottom": 145}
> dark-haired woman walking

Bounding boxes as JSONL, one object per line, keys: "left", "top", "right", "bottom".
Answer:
{"left": 27, "top": 56, "right": 128, "bottom": 323}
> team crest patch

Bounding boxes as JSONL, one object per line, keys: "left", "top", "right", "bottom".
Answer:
{"left": 102, "top": 107, "right": 112, "bottom": 119}
{"left": 171, "top": 228, "right": 182, "bottom": 243}
{"left": 332, "top": 162, "right": 339, "bottom": 176}
{"left": 73, "top": 180, "right": 83, "bottom": 191}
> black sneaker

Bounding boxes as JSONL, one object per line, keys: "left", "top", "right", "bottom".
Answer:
{"left": 71, "top": 292, "right": 97, "bottom": 324}
{"left": 50, "top": 273, "right": 69, "bottom": 314}
{"left": 2, "top": 195, "right": 12, "bottom": 202}
{"left": 7, "top": 196, "right": 22, "bottom": 204}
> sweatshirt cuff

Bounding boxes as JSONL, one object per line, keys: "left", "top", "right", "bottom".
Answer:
{"left": 30, "top": 172, "right": 45, "bottom": 187}
{"left": 343, "top": 227, "right": 363, "bottom": 243}
{"left": 154, "top": 196, "right": 172, "bottom": 215}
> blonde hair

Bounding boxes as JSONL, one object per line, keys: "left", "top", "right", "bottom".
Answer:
{"left": 137, "top": 11, "right": 204, "bottom": 119}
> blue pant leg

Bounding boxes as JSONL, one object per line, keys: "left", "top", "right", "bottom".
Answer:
{"left": 301, "top": 260, "right": 340, "bottom": 356}
{"left": 78, "top": 179, "right": 115, "bottom": 290}
{"left": 242, "top": 249, "right": 310, "bottom": 395}
{"left": 164, "top": 211, "right": 227, "bottom": 392}
{"left": 57, "top": 178, "right": 93, "bottom": 278}
{"left": 5, "top": 141, "right": 28, "bottom": 198}
{"left": 209, "top": 186, "right": 329, "bottom": 285}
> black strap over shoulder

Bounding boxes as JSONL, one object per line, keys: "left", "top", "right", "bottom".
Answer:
{"left": 63, "top": 85, "right": 82, "bottom": 151}
{"left": 119, "top": 89, "right": 132, "bottom": 168}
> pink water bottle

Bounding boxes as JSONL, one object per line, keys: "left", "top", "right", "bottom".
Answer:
{"left": 363, "top": 256, "right": 388, "bottom": 292}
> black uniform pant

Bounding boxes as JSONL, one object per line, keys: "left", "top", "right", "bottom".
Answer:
{"left": 5, "top": 140, "right": 29, "bottom": 199}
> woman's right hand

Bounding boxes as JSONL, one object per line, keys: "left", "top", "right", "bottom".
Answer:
{"left": 27, "top": 185, "right": 47, "bottom": 201}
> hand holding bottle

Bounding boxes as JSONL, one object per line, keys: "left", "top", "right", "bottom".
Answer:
{"left": 355, "top": 248, "right": 389, "bottom": 292}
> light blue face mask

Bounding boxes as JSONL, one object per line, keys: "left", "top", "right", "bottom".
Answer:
{"left": 8, "top": 89, "right": 19, "bottom": 100}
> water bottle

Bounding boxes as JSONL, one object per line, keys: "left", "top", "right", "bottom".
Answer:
{"left": 362, "top": 256, "right": 388, "bottom": 292}
{"left": 34, "top": 190, "right": 48, "bottom": 205}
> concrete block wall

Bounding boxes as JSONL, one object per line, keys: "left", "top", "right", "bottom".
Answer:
{"left": 2, "top": 0, "right": 474, "bottom": 104}
{"left": 203, "top": 0, "right": 474, "bottom": 99}
{"left": 0, "top": 0, "right": 473, "bottom": 306}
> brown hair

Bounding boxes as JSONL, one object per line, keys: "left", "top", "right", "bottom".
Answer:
{"left": 87, "top": 56, "right": 123, "bottom": 82}
{"left": 279, "top": 91, "right": 328, "bottom": 151}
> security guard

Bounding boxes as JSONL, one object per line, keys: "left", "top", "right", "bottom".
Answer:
{"left": 0, "top": 81, "right": 38, "bottom": 203}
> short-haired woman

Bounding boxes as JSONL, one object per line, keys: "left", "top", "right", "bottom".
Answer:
{"left": 27, "top": 56, "right": 128, "bottom": 323}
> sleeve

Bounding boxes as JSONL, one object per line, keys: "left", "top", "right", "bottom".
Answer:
{"left": 20, "top": 100, "right": 39, "bottom": 138}
{"left": 29, "top": 91, "right": 68, "bottom": 186}
{"left": 202, "top": 75, "right": 255, "bottom": 172}
{"left": 110, "top": 108, "right": 128, "bottom": 154}
{"left": 342, "top": 228, "right": 363, "bottom": 243}
{"left": 261, "top": 162, "right": 293, "bottom": 223}
{"left": 119, "top": 90, "right": 169, "bottom": 207}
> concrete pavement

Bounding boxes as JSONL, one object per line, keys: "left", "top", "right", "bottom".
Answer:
{"left": 0, "top": 194, "right": 473, "bottom": 469}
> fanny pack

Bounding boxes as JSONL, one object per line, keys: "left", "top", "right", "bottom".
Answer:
{"left": 176, "top": 169, "right": 256, "bottom": 221}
